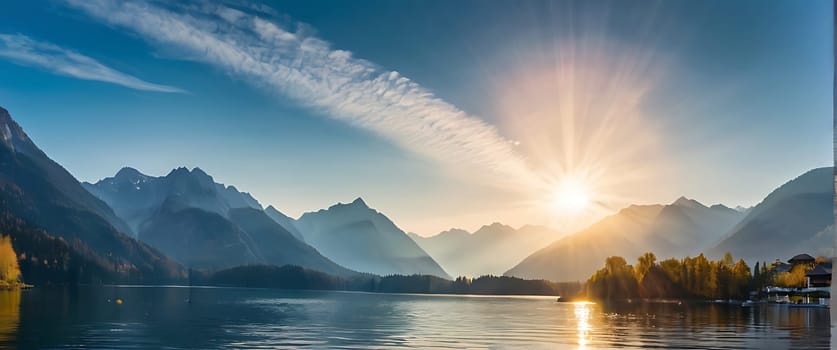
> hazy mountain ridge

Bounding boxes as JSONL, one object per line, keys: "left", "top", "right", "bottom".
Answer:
{"left": 296, "top": 198, "right": 450, "bottom": 278}
{"left": 709, "top": 167, "right": 834, "bottom": 262}
{"left": 410, "top": 223, "right": 559, "bottom": 277}
{"left": 504, "top": 197, "right": 746, "bottom": 282}
{"left": 642, "top": 196, "right": 745, "bottom": 254}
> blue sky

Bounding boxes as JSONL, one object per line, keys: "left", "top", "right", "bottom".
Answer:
{"left": 0, "top": 0, "right": 832, "bottom": 235}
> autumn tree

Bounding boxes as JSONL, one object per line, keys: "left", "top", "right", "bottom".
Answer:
{"left": 658, "top": 258, "right": 684, "bottom": 285}
{"left": 775, "top": 264, "right": 809, "bottom": 288}
{"left": 585, "top": 252, "right": 753, "bottom": 301}
{"left": 0, "top": 235, "right": 20, "bottom": 284}
{"left": 731, "top": 259, "right": 751, "bottom": 297}
{"left": 586, "top": 256, "right": 639, "bottom": 300}
{"left": 635, "top": 252, "right": 657, "bottom": 281}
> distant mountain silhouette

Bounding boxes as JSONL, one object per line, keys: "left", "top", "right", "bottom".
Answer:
{"left": 410, "top": 223, "right": 558, "bottom": 277}
{"left": 296, "top": 198, "right": 450, "bottom": 278}
{"left": 709, "top": 167, "right": 834, "bottom": 262}
{"left": 504, "top": 197, "right": 745, "bottom": 282}
{"left": 0, "top": 106, "right": 183, "bottom": 284}
{"left": 641, "top": 197, "right": 744, "bottom": 255}
{"left": 86, "top": 167, "right": 355, "bottom": 275}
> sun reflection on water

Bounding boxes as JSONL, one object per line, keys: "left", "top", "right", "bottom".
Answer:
{"left": 573, "top": 302, "right": 592, "bottom": 349}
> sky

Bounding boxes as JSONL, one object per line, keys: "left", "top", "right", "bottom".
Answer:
{"left": 0, "top": 0, "right": 832, "bottom": 236}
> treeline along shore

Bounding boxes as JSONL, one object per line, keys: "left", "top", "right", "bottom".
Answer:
{"left": 0, "top": 229, "right": 585, "bottom": 297}
{"left": 576, "top": 251, "right": 829, "bottom": 302}
{"left": 202, "top": 265, "right": 583, "bottom": 296}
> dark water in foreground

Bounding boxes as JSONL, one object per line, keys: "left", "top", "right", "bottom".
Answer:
{"left": 0, "top": 286, "right": 829, "bottom": 349}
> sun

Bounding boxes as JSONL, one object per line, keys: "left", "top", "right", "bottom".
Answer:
{"left": 550, "top": 177, "right": 592, "bottom": 214}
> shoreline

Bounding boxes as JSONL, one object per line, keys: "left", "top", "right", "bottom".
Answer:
{"left": 0, "top": 283, "right": 33, "bottom": 291}
{"left": 56, "top": 283, "right": 567, "bottom": 299}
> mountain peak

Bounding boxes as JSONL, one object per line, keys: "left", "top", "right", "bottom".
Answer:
{"left": 110, "top": 167, "right": 148, "bottom": 185}
{"left": 435, "top": 228, "right": 471, "bottom": 238}
{"left": 474, "top": 222, "right": 516, "bottom": 236}
{"left": 167, "top": 167, "right": 190, "bottom": 177}
{"left": 190, "top": 167, "right": 209, "bottom": 177}
{"left": 350, "top": 197, "right": 368, "bottom": 208}
{"left": 482, "top": 222, "right": 512, "bottom": 230}
{"left": 164, "top": 166, "right": 214, "bottom": 183}
{"left": 115, "top": 166, "right": 143, "bottom": 178}
{"left": 0, "top": 105, "right": 33, "bottom": 151}
{"left": 672, "top": 196, "right": 706, "bottom": 208}
{"left": 319, "top": 197, "right": 373, "bottom": 213}
{"left": 709, "top": 203, "right": 733, "bottom": 211}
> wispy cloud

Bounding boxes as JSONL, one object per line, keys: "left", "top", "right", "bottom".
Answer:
{"left": 0, "top": 33, "right": 185, "bottom": 93}
{"left": 64, "top": 0, "right": 539, "bottom": 188}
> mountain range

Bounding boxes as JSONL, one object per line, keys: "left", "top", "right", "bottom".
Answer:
{"left": 504, "top": 197, "right": 748, "bottom": 281}
{"left": 82, "top": 166, "right": 262, "bottom": 235}
{"left": 85, "top": 166, "right": 449, "bottom": 278}
{"left": 83, "top": 166, "right": 353, "bottom": 276}
{"left": 409, "top": 223, "right": 558, "bottom": 277}
{"left": 0, "top": 104, "right": 831, "bottom": 286}
{"left": 506, "top": 168, "right": 834, "bottom": 281}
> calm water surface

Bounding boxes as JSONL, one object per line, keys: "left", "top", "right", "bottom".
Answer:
{"left": 0, "top": 286, "right": 830, "bottom": 349}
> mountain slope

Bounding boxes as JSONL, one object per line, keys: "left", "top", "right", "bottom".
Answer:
{"left": 228, "top": 207, "right": 354, "bottom": 277}
{"left": 709, "top": 167, "right": 834, "bottom": 262}
{"left": 411, "top": 224, "right": 558, "bottom": 277}
{"left": 0, "top": 106, "right": 183, "bottom": 284}
{"left": 505, "top": 197, "right": 746, "bottom": 282}
{"left": 137, "top": 197, "right": 261, "bottom": 269}
{"left": 296, "top": 198, "right": 450, "bottom": 278}
{"left": 504, "top": 204, "right": 662, "bottom": 281}
{"left": 264, "top": 205, "right": 305, "bottom": 242}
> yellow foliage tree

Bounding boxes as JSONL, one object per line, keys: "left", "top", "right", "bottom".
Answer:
{"left": 0, "top": 236, "right": 20, "bottom": 284}
{"left": 775, "top": 264, "right": 809, "bottom": 288}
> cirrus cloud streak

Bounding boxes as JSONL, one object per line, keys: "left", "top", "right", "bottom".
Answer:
{"left": 0, "top": 33, "right": 185, "bottom": 93}
{"left": 64, "top": 0, "right": 539, "bottom": 189}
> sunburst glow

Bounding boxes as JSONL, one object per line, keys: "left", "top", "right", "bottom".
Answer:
{"left": 551, "top": 177, "right": 592, "bottom": 214}
{"left": 491, "top": 40, "right": 672, "bottom": 231}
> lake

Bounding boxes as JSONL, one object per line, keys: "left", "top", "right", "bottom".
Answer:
{"left": 0, "top": 286, "right": 830, "bottom": 349}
